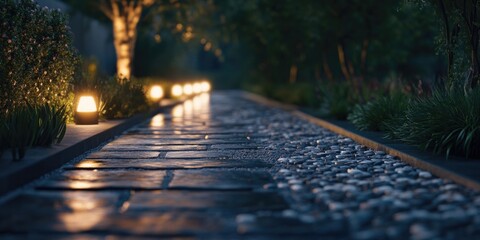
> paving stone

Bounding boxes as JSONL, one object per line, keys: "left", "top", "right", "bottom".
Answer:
{"left": 123, "top": 134, "right": 204, "bottom": 140}
{"left": 0, "top": 234, "right": 106, "bottom": 240}
{"left": 100, "top": 144, "right": 207, "bottom": 152}
{"left": 0, "top": 193, "right": 236, "bottom": 236}
{"left": 70, "top": 158, "right": 271, "bottom": 170}
{"left": 165, "top": 151, "right": 231, "bottom": 159}
{"left": 210, "top": 144, "right": 261, "bottom": 150}
{"left": 86, "top": 151, "right": 160, "bottom": 159}
{"left": 107, "top": 210, "right": 237, "bottom": 236}
{"left": 0, "top": 191, "right": 117, "bottom": 233}
{"left": 107, "top": 138, "right": 251, "bottom": 146}
{"left": 128, "top": 190, "right": 287, "bottom": 211}
{"left": 37, "top": 170, "right": 166, "bottom": 190}
{"left": 126, "top": 129, "right": 252, "bottom": 135}
{"left": 169, "top": 169, "right": 273, "bottom": 190}
{"left": 125, "top": 133, "right": 266, "bottom": 140}
{"left": 236, "top": 215, "right": 344, "bottom": 236}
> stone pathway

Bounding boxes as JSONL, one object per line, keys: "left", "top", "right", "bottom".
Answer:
{"left": 1, "top": 92, "right": 480, "bottom": 239}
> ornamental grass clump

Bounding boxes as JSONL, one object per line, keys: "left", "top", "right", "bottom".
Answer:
{"left": 348, "top": 93, "right": 410, "bottom": 132}
{"left": 390, "top": 88, "right": 480, "bottom": 159}
{"left": 34, "top": 104, "right": 67, "bottom": 147}
{"left": 2, "top": 105, "right": 39, "bottom": 161}
{"left": 0, "top": 104, "right": 67, "bottom": 161}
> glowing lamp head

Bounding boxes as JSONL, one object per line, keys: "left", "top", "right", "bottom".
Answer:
{"left": 171, "top": 84, "right": 183, "bottom": 97}
{"left": 183, "top": 83, "right": 193, "bottom": 95}
{"left": 193, "top": 82, "right": 202, "bottom": 94}
{"left": 77, "top": 96, "right": 97, "bottom": 112}
{"left": 201, "top": 81, "right": 211, "bottom": 92}
{"left": 149, "top": 85, "right": 164, "bottom": 100}
{"left": 75, "top": 95, "right": 98, "bottom": 125}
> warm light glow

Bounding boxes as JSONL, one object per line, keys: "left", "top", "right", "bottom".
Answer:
{"left": 69, "top": 181, "right": 96, "bottom": 189}
{"left": 171, "top": 84, "right": 183, "bottom": 97}
{"left": 149, "top": 85, "right": 164, "bottom": 100}
{"left": 172, "top": 105, "right": 184, "bottom": 118}
{"left": 76, "top": 96, "right": 97, "bottom": 112}
{"left": 76, "top": 160, "right": 102, "bottom": 169}
{"left": 150, "top": 115, "right": 165, "bottom": 127}
{"left": 59, "top": 205, "right": 108, "bottom": 232}
{"left": 183, "top": 83, "right": 193, "bottom": 95}
{"left": 201, "top": 81, "right": 211, "bottom": 92}
{"left": 193, "top": 82, "right": 202, "bottom": 94}
{"left": 184, "top": 99, "right": 193, "bottom": 116}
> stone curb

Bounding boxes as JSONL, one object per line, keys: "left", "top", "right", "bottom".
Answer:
{"left": 0, "top": 99, "right": 183, "bottom": 195}
{"left": 241, "top": 91, "right": 480, "bottom": 191}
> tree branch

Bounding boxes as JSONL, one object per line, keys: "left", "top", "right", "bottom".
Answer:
{"left": 99, "top": 0, "right": 114, "bottom": 20}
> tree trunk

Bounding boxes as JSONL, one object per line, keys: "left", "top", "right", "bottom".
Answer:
{"left": 101, "top": 0, "right": 145, "bottom": 82}
{"left": 337, "top": 43, "right": 351, "bottom": 82}
{"left": 113, "top": 18, "right": 134, "bottom": 80}
{"left": 289, "top": 64, "right": 298, "bottom": 83}
{"left": 322, "top": 54, "right": 334, "bottom": 82}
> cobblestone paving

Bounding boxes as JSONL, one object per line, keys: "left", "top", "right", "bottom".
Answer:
{"left": 1, "top": 92, "right": 480, "bottom": 239}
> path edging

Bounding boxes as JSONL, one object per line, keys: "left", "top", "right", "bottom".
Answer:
{"left": 241, "top": 91, "right": 480, "bottom": 191}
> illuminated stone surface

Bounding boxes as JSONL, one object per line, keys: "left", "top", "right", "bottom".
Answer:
{"left": 169, "top": 169, "right": 272, "bottom": 190}
{"left": 165, "top": 151, "right": 231, "bottom": 159}
{"left": 100, "top": 144, "right": 207, "bottom": 151}
{"left": 0, "top": 191, "right": 116, "bottom": 232}
{"left": 37, "top": 170, "right": 166, "bottom": 190}
{"left": 107, "top": 138, "right": 252, "bottom": 146}
{"left": 70, "top": 158, "right": 270, "bottom": 170}
{"left": 86, "top": 151, "right": 160, "bottom": 159}
{"left": 128, "top": 191, "right": 287, "bottom": 211}
{"left": 210, "top": 144, "right": 262, "bottom": 150}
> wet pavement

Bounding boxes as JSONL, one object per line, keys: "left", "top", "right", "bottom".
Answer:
{"left": 1, "top": 91, "right": 480, "bottom": 239}
{"left": 0, "top": 93, "right": 295, "bottom": 239}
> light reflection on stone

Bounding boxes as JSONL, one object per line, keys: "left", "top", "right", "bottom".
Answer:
{"left": 68, "top": 181, "right": 95, "bottom": 190}
{"left": 76, "top": 160, "right": 102, "bottom": 169}
{"left": 170, "top": 93, "right": 211, "bottom": 127}
{"left": 183, "top": 99, "right": 193, "bottom": 117}
{"left": 172, "top": 104, "right": 184, "bottom": 118}
{"left": 150, "top": 115, "right": 164, "bottom": 127}
{"left": 58, "top": 210, "right": 108, "bottom": 232}
{"left": 57, "top": 193, "right": 112, "bottom": 232}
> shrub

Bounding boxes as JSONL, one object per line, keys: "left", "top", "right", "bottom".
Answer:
{"left": 99, "top": 77, "right": 149, "bottom": 119}
{"left": 247, "top": 82, "right": 320, "bottom": 107}
{"left": 390, "top": 89, "right": 480, "bottom": 158}
{"left": 319, "top": 82, "right": 361, "bottom": 120}
{"left": 0, "top": 0, "right": 77, "bottom": 115}
{"left": 348, "top": 93, "right": 410, "bottom": 132}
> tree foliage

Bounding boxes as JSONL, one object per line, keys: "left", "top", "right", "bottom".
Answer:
{"left": 418, "top": 0, "right": 480, "bottom": 89}
{"left": 214, "top": 0, "right": 438, "bottom": 95}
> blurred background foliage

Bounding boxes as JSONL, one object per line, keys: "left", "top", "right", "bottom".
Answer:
{"left": 56, "top": 0, "right": 443, "bottom": 103}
